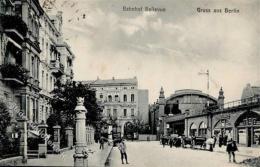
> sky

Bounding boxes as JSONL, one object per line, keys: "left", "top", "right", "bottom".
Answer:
{"left": 40, "top": 0, "right": 260, "bottom": 103}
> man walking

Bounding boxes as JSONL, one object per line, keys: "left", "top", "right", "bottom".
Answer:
{"left": 118, "top": 139, "right": 129, "bottom": 164}
{"left": 99, "top": 136, "right": 104, "bottom": 150}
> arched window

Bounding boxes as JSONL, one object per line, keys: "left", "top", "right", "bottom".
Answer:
{"left": 115, "top": 95, "right": 119, "bottom": 102}
{"left": 108, "top": 95, "right": 112, "bottom": 102}
{"left": 131, "top": 94, "right": 134, "bottom": 102}
{"left": 190, "top": 123, "right": 197, "bottom": 137}
{"left": 198, "top": 122, "right": 207, "bottom": 137}
{"left": 123, "top": 94, "right": 127, "bottom": 102}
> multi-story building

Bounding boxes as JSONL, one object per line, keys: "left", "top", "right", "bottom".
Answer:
{"left": 81, "top": 77, "right": 149, "bottom": 136}
{"left": 0, "top": 0, "right": 74, "bottom": 125}
{"left": 0, "top": 0, "right": 44, "bottom": 125}
{"left": 38, "top": 9, "right": 74, "bottom": 123}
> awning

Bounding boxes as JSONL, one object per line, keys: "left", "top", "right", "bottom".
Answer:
{"left": 7, "top": 37, "right": 22, "bottom": 50}
{"left": 190, "top": 124, "right": 197, "bottom": 130}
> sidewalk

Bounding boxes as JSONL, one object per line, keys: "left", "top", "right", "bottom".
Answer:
{"left": 213, "top": 145, "right": 260, "bottom": 158}
{"left": 20, "top": 143, "right": 113, "bottom": 167}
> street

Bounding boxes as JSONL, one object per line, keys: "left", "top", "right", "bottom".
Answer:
{"left": 107, "top": 141, "right": 249, "bottom": 167}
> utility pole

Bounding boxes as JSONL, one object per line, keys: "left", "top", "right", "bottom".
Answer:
{"left": 198, "top": 69, "right": 209, "bottom": 96}
{"left": 199, "top": 70, "right": 211, "bottom": 137}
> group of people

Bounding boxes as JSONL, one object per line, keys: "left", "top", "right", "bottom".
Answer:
{"left": 161, "top": 135, "right": 238, "bottom": 163}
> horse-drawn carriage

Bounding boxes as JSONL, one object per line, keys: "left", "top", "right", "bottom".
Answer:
{"left": 182, "top": 136, "right": 207, "bottom": 149}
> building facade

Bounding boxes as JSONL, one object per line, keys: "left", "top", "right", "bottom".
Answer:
{"left": 81, "top": 77, "right": 149, "bottom": 136}
{"left": 0, "top": 0, "right": 44, "bottom": 126}
{"left": 0, "top": 0, "right": 74, "bottom": 126}
{"left": 38, "top": 8, "right": 74, "bottom": 123}
{"left": 150, "top": 84, "right": 260, "bottom": 147}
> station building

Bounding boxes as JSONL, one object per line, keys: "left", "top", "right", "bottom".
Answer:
{"left": 150, "top": 84, "right": 260, "bottom": 147}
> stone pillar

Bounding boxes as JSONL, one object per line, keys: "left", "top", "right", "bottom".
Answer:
{"left": 65, "top": 127, "right": 74, "bottom": 148}
{"left": 38, "top": 123, "right": 48, "bottom": 158}
{"left": 86, "top": 126, "right": 90, "bottom": 145}
{"left": 53, "top": 125, "right": 61, "bottom": 153}
{"left": 17, "top": 117, "right": 27, "bottom": 163}
{"left": 74, "top": 97, "right": 88, "bottom": 167}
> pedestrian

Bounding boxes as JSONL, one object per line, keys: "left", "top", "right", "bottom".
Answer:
{"left": 169, "top": 137, "right": 173, "bottom": 148}
{"left": 118, "top": 139, "right": 129, "bottom": 164}
{"left": 219, "top": 134, "right": 223, "bottom": 147}
{"left": 223, "top": 135, "right": 228, "bottom": 146}
{"left": 99, "top": 136, "right": 104, "bottom": 150}
{"left": 162, "top": 137, "right": 166, "bottom": 148}
{"left": 226, "top": 138, "right": 238, "bottom": 163}
{"left": 213, "top": 135, "right": 217, "bottom": 148}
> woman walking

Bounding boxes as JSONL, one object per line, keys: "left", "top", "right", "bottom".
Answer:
{"left": 226, "top": 138, "right": 238, "bottom": 163}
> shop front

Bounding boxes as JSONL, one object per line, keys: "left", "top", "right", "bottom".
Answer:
{"left": 235, "top": 111, "right": 260, "bottom": 147}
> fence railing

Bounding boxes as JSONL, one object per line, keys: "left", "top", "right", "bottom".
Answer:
{"left": 207, "top": 95, "right": 260, "bottom": 111}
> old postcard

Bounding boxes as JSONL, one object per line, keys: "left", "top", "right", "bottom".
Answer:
{"left": 0, "top": 0, "right": 259, "bottom": 166}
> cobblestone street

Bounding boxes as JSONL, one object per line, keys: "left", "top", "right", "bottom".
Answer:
{"left": 108, "top": 141, "right": 257, "bottom": 167}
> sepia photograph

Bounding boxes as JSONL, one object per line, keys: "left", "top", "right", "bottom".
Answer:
{"left": 0, "top": 0, "right": 259, "bottom": 166}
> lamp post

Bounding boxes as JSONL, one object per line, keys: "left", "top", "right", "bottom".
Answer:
{"left": 74, "top": 97, "right": 88, "bottom": 167}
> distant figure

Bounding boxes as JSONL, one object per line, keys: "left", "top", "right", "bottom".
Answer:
{"left": 99, "top": 136, "right": 104, "bottom": 150}
{"left": 118, "top": 139, "right": 129, "bottom": 164}
{"left": 169, "top": 138, "right": 173, "bottom": 148}
{"left": 162, "top": 137, "right": 166, "bottom": 148}
{"left": 223, "top": 135, "right": 228, "bottom": 146}
{"left": 219, "top": 135, "right": 223, "bottom": 147}
{"left": 226, "top": 138, "right": 238, "bottom": 163}
{"left": 213, "top": 136, "right": 217, "bottom": 148}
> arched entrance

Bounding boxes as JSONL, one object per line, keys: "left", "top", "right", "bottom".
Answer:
{"left": 213, "top": 119, "right": 233, "bottom": 139}
{"left": 235, "top": 111, "right": 260, "bottom": 147}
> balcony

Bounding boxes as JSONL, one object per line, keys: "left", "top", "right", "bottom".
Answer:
{"left": 50, "top": 60, "right": 64, "bottom": 77}
{"left": 0, "top": 14, "right": 28, "bottom": 41}
{"left": 0, "top": 64, "right": 29, "bottom": 86}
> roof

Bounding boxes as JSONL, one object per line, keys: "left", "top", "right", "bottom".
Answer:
{"left": 166, "top": 89, "right": 217, "bottom": 102}
{"left": 79, "top": 77, "right": 138, "bottom": 87}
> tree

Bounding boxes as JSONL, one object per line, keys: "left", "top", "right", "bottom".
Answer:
{"left": 50, "top": 80, "right": 102, "bottom": 128}
{"left": 0, "top": 100, "right": 11, "bottom": 139}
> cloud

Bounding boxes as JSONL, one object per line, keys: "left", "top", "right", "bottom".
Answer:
{"left": 46, "top": 0, "right": 260, "bottom": 103}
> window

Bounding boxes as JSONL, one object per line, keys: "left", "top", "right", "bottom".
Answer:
{"left": 131, "top": 109, "right": 134, "bottom": 117}
{"left": 115, "top": 95, "right": 119, "bottom": 102}
{"left": 100, "top": 94, "right": 103, "bottom": 99}
{"left": 108, "top": 95, "right": 112, "bottom": 102}
{"left": 113, "top": 109, "right": 117, "bottom": 119}
{"left": 107, "top": 109, "right": 111, "bottom": 117}
{"left": 131, "top": 94, "right": 134, "bottom": 102}
{"left": 50, "top": 76, "right": 53, "bottom": 90}
{"left": 46, "top": 73, "right": 48, "bottom": 91}
{"left": 31, "top": 57, "right": 34, "bottom": 77}
{"left": 124, "top": 87, "right": 127, "bottom": 89}
{"left": 190, "top": 123, "right": 197, "bottom": 137}
{"left": 131, "top": 87, "right": 135, "bottom": 89}
{"left": 198, "top": 122, "right": 207, "bottom": 137}
{"left": 124, "top": 109, "right": 127, "bottom": 117}
{"left": 123, "top": 95, "right": 127, "bottom": 102}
